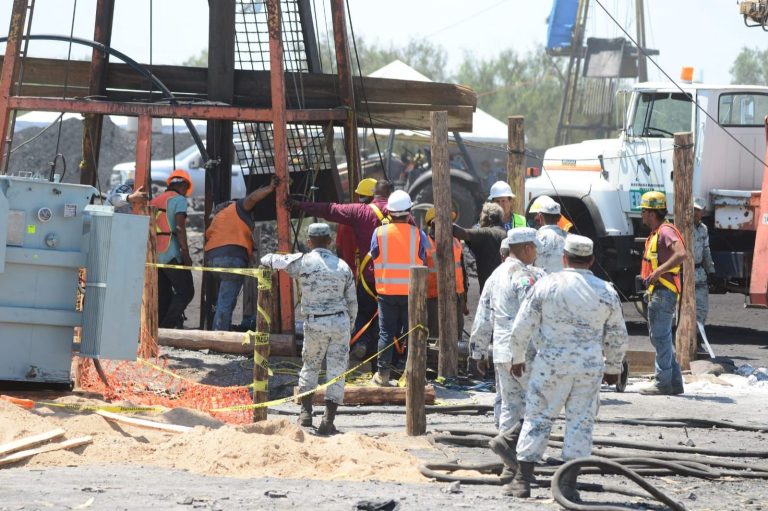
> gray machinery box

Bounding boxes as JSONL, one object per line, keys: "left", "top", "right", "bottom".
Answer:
{"left": 0, "top": 176, "right": 148, "bottom": 384}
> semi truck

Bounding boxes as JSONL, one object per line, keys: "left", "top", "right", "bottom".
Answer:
{"left": 524, "top": 81, "right": 768, "bottom": 306}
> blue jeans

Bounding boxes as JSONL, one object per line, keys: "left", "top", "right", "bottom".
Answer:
{"left": 376, "top": 294, "right": 409, "bottom": 372}
{"left": 647, "top": 288, "right": 683, "bottom": 389}
{"left": 210, "top": 255, "right": 247, "bottom": 331}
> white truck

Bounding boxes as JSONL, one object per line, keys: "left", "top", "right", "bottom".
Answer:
{"left": 525, "top": 82, "right": 768, "bottom": 302}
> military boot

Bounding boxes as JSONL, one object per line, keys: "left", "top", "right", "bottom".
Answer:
{"left": 317, "top": 400, "right": 339, "bottom": 436}
{"left": 489, "top": 427, "right": 520, "bottom": 477}
{"left": 298, "top": 395, "right": 313, "bottom": 427}
{"left": 503, "top": 461, "right": 535, "bottom": 498}
{"left": 559, "top": 468, "right": 580, "bottom": 502}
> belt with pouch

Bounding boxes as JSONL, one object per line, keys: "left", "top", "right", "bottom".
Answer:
{"left": 306, "top": 311, "right": 345, "bottom": 320}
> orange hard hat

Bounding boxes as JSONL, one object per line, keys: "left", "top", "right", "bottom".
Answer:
{"left": 167, "top": 169, "right": 193, "bottom": 196}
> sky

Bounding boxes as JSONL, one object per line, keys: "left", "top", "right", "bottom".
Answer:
{"left": 1, "top": 0, "right": 767, "bottom": 86}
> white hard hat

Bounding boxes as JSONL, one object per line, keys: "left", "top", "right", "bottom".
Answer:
{"left": 488, "top": 180, "right": 515, "bottom": 200}
{"left": 386, "top": 190, "right": 413, "bottom": 212}
{"left": 529, "top": 195, "right": 560, "bottom": 215}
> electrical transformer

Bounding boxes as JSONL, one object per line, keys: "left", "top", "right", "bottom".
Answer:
{"left": 0, "top": 176, "right": 148, "bottom": 385}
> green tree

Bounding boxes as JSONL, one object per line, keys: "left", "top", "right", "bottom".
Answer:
{"left": 730, "top": 47, "right": 768, "bottom": 85}
{"left": 183, "top": 49, "right": 208, "bottom": 67}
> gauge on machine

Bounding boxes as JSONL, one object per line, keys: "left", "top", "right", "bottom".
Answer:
{"left": 37, "top": 207, "right": 53, "bottom": 223}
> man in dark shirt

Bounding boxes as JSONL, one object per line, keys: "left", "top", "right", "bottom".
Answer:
{"left": 452, "top": 202, "right": 507, "bottom": 291}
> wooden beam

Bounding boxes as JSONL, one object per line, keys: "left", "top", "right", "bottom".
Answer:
{"left": 156, "top": 328, "right": 295, "bottom": 357}
{"left": 0, "top": 429, "right": 66, "bottom": 458}
{"left": 673, "top": 132, "right": 696, "bottom": 369}
{"left": 301, "top": 384, "right": 436, "bottom": 406}
{"left": 267, "top": 0, "right": 295, "bottom": 335}
{"left": 96, "top": 410, "right": 191, "bottom": 433}
{"left": 432, "top": 111, "right": 458, "bottom": 378}
{"left": 507, "top": 116, "right": 526, "bottom": 216}
{"left": 0, "top": 437, "right": 93, "bottom": 467}
{"left": 406, "top": 266, "right": 428, "bottom": 436}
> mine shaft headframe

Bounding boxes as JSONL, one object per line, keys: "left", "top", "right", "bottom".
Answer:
{"left": 740, "top": 0, "right": 768, "bottom": 30}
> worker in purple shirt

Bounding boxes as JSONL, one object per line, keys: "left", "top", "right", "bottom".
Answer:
{"left": 286, "top": 179, "right": 393, "bottom": 361}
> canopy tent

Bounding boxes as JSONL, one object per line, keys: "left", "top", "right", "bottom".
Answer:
{"left": 367, "top": 60, "right": 508, "bottom": 144}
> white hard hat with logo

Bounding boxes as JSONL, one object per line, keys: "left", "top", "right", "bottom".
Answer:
{"left": 488, "top": 180, "right": 515, "bottom": 200}
{"left": 386, "top": 190, "right": 413, "bottom": 213}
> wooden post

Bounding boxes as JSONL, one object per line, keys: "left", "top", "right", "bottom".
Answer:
{"left": 266, "top": 0, "right": 294, "bottom": 334}
{"left": 253, "top": 269, "right": 272, "bottom": 422}
{"left": 406, "top": 266, "right": 428, "bottom": 436}
{"left": 138, "top": 211, "right": 159, "bottom": 359}
{"left": 507, "top": 116, "right": 526, "bottom": 216}
{"left": 431, "top": 111, "right": 458, "bottom": 378}
{"left": 673, "top": 132, "right": 696, "bottom": 369}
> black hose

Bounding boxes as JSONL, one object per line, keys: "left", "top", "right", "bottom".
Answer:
{"left": 549, "top": 434, "right": 768, "bottom": 458}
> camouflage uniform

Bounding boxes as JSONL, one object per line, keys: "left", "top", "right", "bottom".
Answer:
{"left": 261, "top": 248, "right": 357, "bottom": 404}
{"left": 534, "top": 224, "right": 567, "bottom": 273}
{"left": 492, "top": 258, "right": 546, "bottom": 432}
{"left": 511, "top": 268, "right": 628, "bottom": 462}
{"left": 693, "top": 221, "right": 715, "bottom": 325}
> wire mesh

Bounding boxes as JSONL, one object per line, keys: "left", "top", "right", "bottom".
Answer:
{"left": 233, "top": 0, "right": 335, "bottom": 183}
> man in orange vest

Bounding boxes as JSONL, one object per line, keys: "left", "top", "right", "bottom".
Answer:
{"left": 205, "top": 178, "right": 278, "bottom": 331}
{"left": 639, "top": 191, "right": 687, "bottom": 396}
{"left": 150, "top": 170, "right": 194, "bottom": 329}
{"left": 423, "top": 207, "right": 467, "bottom": 345}
{"left": 370, "top": 190, "right": 428, "bottom": 386}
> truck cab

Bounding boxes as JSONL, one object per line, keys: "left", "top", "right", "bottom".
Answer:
{"left": 526, "top": 82, "right": 768, "bottom": 296}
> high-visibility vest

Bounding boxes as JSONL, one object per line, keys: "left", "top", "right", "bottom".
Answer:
{"left": 204, "top": 202, "right": 254, "bottom": 258}
{"left": 373, "top": 223, "right": 420, "bottom": 296}
{"left": 149, "top": 190, "right": 181, "bottom": 255}
{"left": 641, "top": 221, "right": 685, "bottom": 294}
{"left": 558, "top": 215, "right": 573, "bottom": 232}
{"left": 425, "top": 236, "right": 464, "bottom": 298}
{"left": 504, "top": 213, "right": 527, "bottom": 230}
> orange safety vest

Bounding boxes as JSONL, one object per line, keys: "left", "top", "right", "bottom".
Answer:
{"left": 149, "top": 190, "right": 181, "bottom": 255}
{"left": 641, "top": 221, "right": 685, "bottom": 295}
{"left": 425, "top": 236, "right": 464, "bottom": 298}
{"left": 558, "top": 215, "right": 573, "bottom": 232}
{"left": 204, "top": 202, "right": 254, "bottom": 258}
{"left": 373, "top": 223, "right": 420, "bottom": 296}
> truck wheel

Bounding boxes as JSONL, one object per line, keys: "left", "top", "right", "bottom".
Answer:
{"left": 413, "top": 183, "right": 478, "bottom": 227}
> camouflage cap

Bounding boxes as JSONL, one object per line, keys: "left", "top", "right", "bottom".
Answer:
{"left": 564, "top": 234, "right": 594, "bottom": 257}
{"left": 307, "top": 223, "right": 331, "bottom": 237}
{"left": 507, "top": 227, "right": 541, "bottom": 248}
{"left": 693, "top": 197, "right": 706, "bottom": 210}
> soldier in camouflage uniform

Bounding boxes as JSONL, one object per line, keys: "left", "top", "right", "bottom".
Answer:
{"left": 507, "top": 234, "right": 628, "bottom": 500}
{"left": 469, "top": 238, "right": 511, "bottom": 428}
{"left": 487, "top": 228, "right": 546, "bottom": 490}
{"left": 530, "top": 195, "right": 567, "bottom": 273}
{"left": 693, "top": 198, "right": 715, "bottom": 326}
{"left": 261, "top": 223, "right": 357, "bottom": 435}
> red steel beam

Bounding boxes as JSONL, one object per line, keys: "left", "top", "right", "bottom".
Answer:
{"left": 331, "top": 0, "right": 360, "bottom": 201}
{"left": 267, "top": 0, "right": 295, "bottom": 335}
{"left": 133, "top": 115, "right": 152, "bottom": 214}
{"left": 6, "top": 96, "right": 347, "bottom": 123}
{"left": 0, "top": 0, "right": 28, "bottom": 171}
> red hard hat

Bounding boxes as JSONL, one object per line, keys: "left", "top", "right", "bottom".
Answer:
{"left": 167, "top": 169, "right": 193, "bottom": 196}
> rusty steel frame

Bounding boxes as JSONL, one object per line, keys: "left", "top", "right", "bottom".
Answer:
{"left": 0, "top": 0, "right": 28, "bottom": 171}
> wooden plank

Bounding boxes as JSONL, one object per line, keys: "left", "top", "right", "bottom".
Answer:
{"left": 0, "top": 429, "right": 66, "bottom": 458}
{"left": 673, "top": 132, "right": 696, "bottom": 369}
{"left": 358, "top": 103, "right": 474, "bottom": 132}
{"left": 157, "top": 328, "right": 295, "bottom": 357}
{"left": 95, "top": 410, "right": 191, "bottom": 433}
{"left": 626, "top": 350, "right": 656, "bottom": 376}
{"left": 300, "top": 385, "right": 436, "bottom": 406}
{"left": 0, "top": 437, "right": 93, "bottom": 467}
{"left": 507, "top": 116, "right": 526, "bottom": 216}
{"left": 406, "top": 266, "right": 429, "bottom": 436}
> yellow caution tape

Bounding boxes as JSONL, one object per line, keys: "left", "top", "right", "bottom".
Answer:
{"left": 151, "top": 263, "right": 273, "bottom": 285}
{"left": 136, "top": 357, "right": 267, "bottom": 391}
{"left": 37, "top": 401, "right": 166, "bottom": 414}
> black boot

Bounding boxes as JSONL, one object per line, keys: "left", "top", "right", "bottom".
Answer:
{"left": 298, "top": 395, "right": 313, "bottom": 427}
{"left": 317, "top": 400, "right": 338, "bottom": 435}
{"left": 489, "top": 426, "right": 520, "bottom": 477}
{"left": 503, "top": 461, "right": 535, "bottom": 498}
{"left": 559, "top": 468, "right": 580, "bottom": 502}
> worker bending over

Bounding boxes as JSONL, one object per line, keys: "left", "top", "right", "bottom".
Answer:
{"left": 261, "top": 223, "right": 357, "bottom": 435}
{"left": 508, "top": 234, "right": 628, "bottom": 500}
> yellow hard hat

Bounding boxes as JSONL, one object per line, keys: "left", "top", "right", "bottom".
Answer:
{"left": 424, "top": 207, "right": 457, "bottom": 225}
{"left": 640, "top": 191, "right": 667, "bottom": 210}
{"left": 354, "top": 178, "right": 377, "bottom": 197}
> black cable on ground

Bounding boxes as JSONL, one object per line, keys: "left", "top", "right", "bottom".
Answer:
{"left": 270, "top": 404, "right": 494, "bottom": 416}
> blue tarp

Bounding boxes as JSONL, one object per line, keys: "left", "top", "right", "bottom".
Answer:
{"left": 546, "top": 0, "right": 579, "bottom": 50}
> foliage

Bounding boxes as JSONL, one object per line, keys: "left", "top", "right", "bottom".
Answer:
{"left": 730, "top": 47, "right": 768, "bottom": 85}
{"left": 183, "top": 49, "right": 208, "bottom": 67}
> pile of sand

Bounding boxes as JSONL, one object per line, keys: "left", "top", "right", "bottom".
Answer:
{"left": 0, "top": 398, "right": 428, "bottom": 483}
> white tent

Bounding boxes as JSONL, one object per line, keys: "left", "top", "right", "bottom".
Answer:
{"left": 367, "top": 60, "right": 508, "bottom": 144}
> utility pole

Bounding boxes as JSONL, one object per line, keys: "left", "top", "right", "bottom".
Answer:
{"left": 673, "top": 132, "right": 696, "bottom": 368}
{"left": 635, "top": 0, "right": 648, "bottom": 82}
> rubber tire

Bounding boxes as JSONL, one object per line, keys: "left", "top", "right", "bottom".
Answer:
{"left": 413, "top": 182, "right": 478, "bottom": 228}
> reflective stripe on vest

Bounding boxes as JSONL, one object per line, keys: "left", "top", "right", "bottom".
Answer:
{"left": 641, "top": 221, "right": 684, "bottom": 295}
{"left": 149, "top": 190, "right": 180, "bottom": 255}
{"left": 373, "top": 223, "right": 419, "bottom": 295}
{"left": 425, "top": 237, "right": 464, "bottom": 298}
{"left": 204, "top": 203, "right": 254, "bottom": 257}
